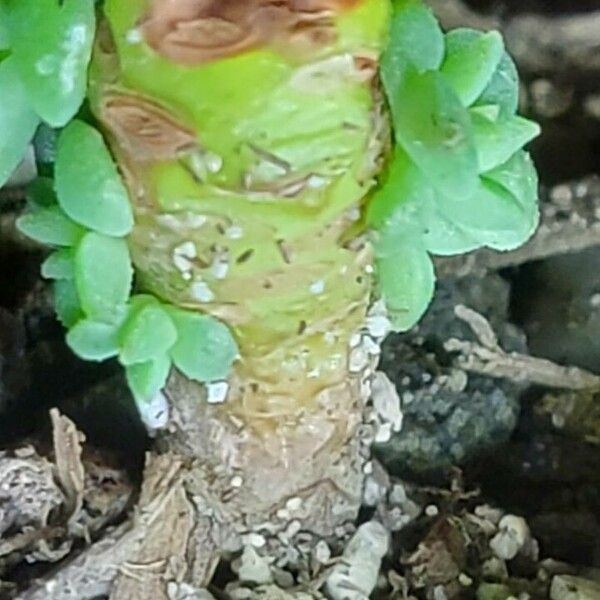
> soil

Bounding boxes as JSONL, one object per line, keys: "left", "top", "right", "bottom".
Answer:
{"left": 2, "top": 1, "right": 600, "bottom": 599}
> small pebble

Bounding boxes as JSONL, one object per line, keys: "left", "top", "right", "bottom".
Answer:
{"left": 490, "top": 515, "right": 530, "bottom": 560}
{"left": 190, "top": 280, "right": 215, "bottom": 303}
{"left": 309, "top": 279, "right": 325, "bottom": 295}
{"left": 286, "top": 497, "right": 302, "bottom": 512}
{"left": 206, "top": 381, "right": 229, "bottom": 404}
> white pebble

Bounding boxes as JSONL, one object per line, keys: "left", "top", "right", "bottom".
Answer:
{"left": 285, "top": 520, "right": 302, "bottom": 538}
{"left": 276, "top": 508, "right": 290, "bottom": 521}
{"left": 225, "top": 225, "right": 244, "bottom": 239}
{"left": 190, "top": 280, "right": 215, "bottom": 302}
{"left": 137, "top": 390, "right": 169, "bottom": 432}
{"left": 238, "top": 546, "right": 272, "bottom": 585}
{"left": 314, "top": 540, "right": 331, "bottom": 563}
{"left": 374, "top": 422, "right": 392, "bottom": 444}
{"left": 125, "top": 28, "right": 143, "bottom": 44}
{"left": 286, "top": 497, "right": 303, "bottom": 512}
{"left": 349, "top": 346, "right": 369, "bottom": 373}
{"left": 372, "top": 372, "right": 403, "bottom": 433}
{"left": 325, "top": 521, "right": 388, "bottom": 600}
{"left": 174, "top": 241, "right": 197, "bottom": 259}
{"left": 246, "top": 533, "right": 266, "bottom": 548}
{"left": 490, "top": 515, "right": 530, "bottom": 560}
{"left": 365, "top": 314, "right": 392, "bottom": 339}
{"left": 309, "top": 279, "right": 325, "bottom": 295}
{"left": 173, "top": 254, "right": 193, "bottom": 275}
{"left": 206, "top": 381, "right": 229, "bottom": 404}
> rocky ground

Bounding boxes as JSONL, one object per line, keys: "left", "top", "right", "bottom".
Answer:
{"left": 2, "top": 0, "right": 600, "bottom": 598}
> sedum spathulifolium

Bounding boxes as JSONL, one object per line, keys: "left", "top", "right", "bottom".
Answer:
{"left": 16, "top": 120, "right": 238, "bottom": 407}
{"left": 0, "top": 0, "right": 97, "bottom": 186}
{"left": 6, "top": 0, "right": 539, "bottom": 419}
{"left": 370, "top": 0, "right": 540, "bottom": 330}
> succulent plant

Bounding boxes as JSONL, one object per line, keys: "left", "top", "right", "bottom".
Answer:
{"left": 1, "top": 0, "right": 539, "bottom": 587}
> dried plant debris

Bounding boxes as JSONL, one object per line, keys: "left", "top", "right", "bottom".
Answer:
{"left": 0, "top": 410, "right": 132, "bottom": 590}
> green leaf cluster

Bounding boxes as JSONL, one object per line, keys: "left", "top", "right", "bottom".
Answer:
{"left": 17, "top": 121, "right": 238, "bottom": 407}
{"left": 371, "top": 0, "right": 540, "bottom": 331}
{"left": 0, "top": 0, "right": 95, "bottom": 186}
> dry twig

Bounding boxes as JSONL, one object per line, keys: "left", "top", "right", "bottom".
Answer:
{"left": 445, "top": 305, "right": 600, "bottom": 391}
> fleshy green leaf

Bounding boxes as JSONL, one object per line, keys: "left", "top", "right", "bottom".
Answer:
{"left": 484, "top": 150, "right": 538, "bottom": 206}
{"left": 74, "top": 232, "right": 133, "bottom": 320}
{"left": 2, "top": 0, "right": 95, "bottom": 126}
{"left": 120, "top": 303, "right": 178, "bottom": 366}
{"left": 369, "top": 150, "right": 480, "bottom": 256}
{"left": 0, "top": 16, "right": 9, "bottom": 50}
{"left": 381, "top": 0, "right": 444, "bottom": 113}
{"left": 471, "top": 111, "right": 540, "bottom": 172}
{"left": 0, "top": 58, "right": 39, "bottom": 187}
{"left": 126, "top": 354, "right": 171, "bottom": 404}
{"left": 367, "top": 148, "right": 425, "bottom": 229}
{"left": 26, "top": 177, "right": 57, "bottom": 207}
{"left": 392, "top": 68, "right": 479, "bottom": 201}
{"left": 436, "top": 174, "right": 536, "bottom": 251}
{"left": 17, "top": 206, "right": 85, "bottom": 246}
{"left": 419, "top": 193, "right": 481, "bottom": 256}
{"left": 470, "top": 104, "right": 501, "bottom": 123}
{"left": 374, "top": 234, "right": 435, "bottom": 332}
{"left": 168, "top": 310, "right": 238, "bottom": 382}
{"left": 42, "top": 248, "right": 75, "bottom": 280}
{"left": 66, "top": 319, "right": 120, "bottom": 361}
{"left": 474, "top": 51, "right": 519, "bottom": 117}
{"left": 53, "top": 278, "right": 83, "bottom": 328}
{"left": 440, "top": 28, "right": 504, "bottom": 107}
{"left": 482, "top": 150, "right": 539, "bottom": 248}
{"left": 55, "top": 120, "right": 133, "bottom": 236}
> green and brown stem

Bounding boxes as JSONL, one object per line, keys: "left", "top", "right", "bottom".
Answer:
{"left": 89, "top": 0, "right": 390, "bottom": 589}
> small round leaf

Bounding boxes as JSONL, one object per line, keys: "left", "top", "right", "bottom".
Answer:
{"left": 392, "top": 69, "right": 479, "bottom": 201}
{"left": 67, "top": 319, "right": 120, "bottom": 361}
{"left": 42, "top": 248, "right": 75, "bottom": 280}
{"left": 474, "top": 51, "right": 519, "bottom": 117}
{"left": 17, "top": 206, "right": 85, "bottom": 247}
{"left": 126, "top": 354, "right": 171, "bottom": 405}
{"left": 53, "top": 279, "right": 83, "bottom": 328}
{"left": 2, "top": 0, "right": 95, "bottom": 126}
{"left": 0, "top": 58, "right": 39, "bottom": 187}
{"left": 74, "top": 232, "right": 133, "bottom": 320}
{"left": 55, "top": 120, "right": 133, "bottom": 237}
{"left": 168, "top": 310, "right": 238, "bottom": 383}
{"left": 120, "top": 304, "right": 178, "bottom": 366}
{"left": 381, "top": 0, "right": 445, "bottom": 115}
{"left": 374, "top": 236, "right": 435, "bottom": 333}
{"left": 440, "top": 29, "right": 504, "bottom": 107}
{"left": 471, "top": 111, "right": 540, "bottom": 172}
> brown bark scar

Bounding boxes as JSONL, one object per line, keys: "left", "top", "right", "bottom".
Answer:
{"left": 139, "top": 0, "right": 363, "bottom": 65}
